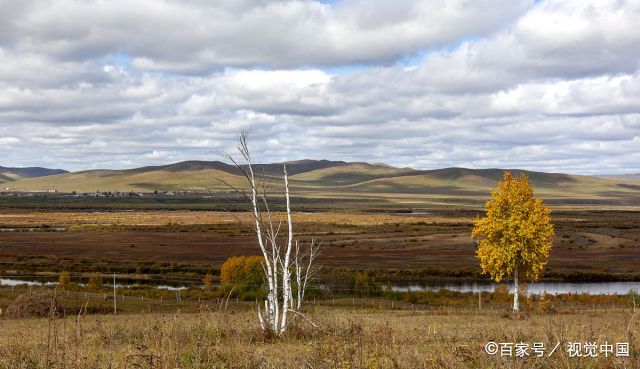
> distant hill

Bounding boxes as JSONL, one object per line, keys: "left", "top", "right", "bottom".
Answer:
{"left": 4, "top": 160, "right": 640, "bottom": 207}
{"left": 290, "top": 162, "right": 415, "bottom": 185}
{"left": 123, "top": 159, "right": 355, "bottom": 177}
{"left": 345, "top": 167, "right": 637, "bottom": 199}
{"left": 0, "top": 166, "right": 68, "bottom": 183}
{"left": 599, "top": 174, "right": 640, "bottom": 182}
{"left": 2, "top": 160, "right": 393, "bottom": 192}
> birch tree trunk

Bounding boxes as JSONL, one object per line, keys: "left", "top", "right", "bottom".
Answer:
{"left": 222, "top": 131, "right": 320, "bottom": 335}
{"left": 513, "top": 265, "right": 519, "bottom": 313}
{"left": 279, "top": 164, "right": 293, "bottom": 333}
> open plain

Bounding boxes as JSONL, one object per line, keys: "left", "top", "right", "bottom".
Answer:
{"left": 1, "top": 207, "right": 639, "bottom": 282}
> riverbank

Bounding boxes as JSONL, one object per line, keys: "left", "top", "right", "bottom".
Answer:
{"left": 2, "top": 282, "right": 638, "bottom": 319}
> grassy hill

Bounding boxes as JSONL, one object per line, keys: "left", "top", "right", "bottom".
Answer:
{"left": 5, "top": 167, "right": 246, "bottom": 193}
{"left": 0, "top": 166, "right": 68, "bottom": 184}
{"left": 599, "top": 174, "right": 640, "bottom": 183}
{"left": 344, "top": 168, "right": 639, "bottom": 199}
{"left": 290, "top": 162, "right": 414, "bottom": 185}
{"left": 4, "top": 160, "right": 403, "bottom": 193}
{"left": 3, "top": 160, "right": 640, "bottom": 207}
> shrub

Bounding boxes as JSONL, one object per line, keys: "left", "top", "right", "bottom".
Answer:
{"left": 203, "top": 273, "right": 215, "bottom": 291}
{"left": 58, "top": 271, "right": 72, "bottom": 290}
{"left": 353, "top": 271, "right": 382, "bottom": 297}
{"left": 5, "top": 293, "right": 65, "bottom": 319}
{"left": 87, "top": 273, "right": 103, "bottom": 290}
{"left": 220, "top": 255, "right": 264, "bottom": 296}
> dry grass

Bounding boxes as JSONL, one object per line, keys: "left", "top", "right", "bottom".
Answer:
{"left": 0, "top": 306, "right": 638, "bottom": 368}
{"left": 5, "top": 293, "right": 65, "bottom": 319}
{"left": 0, "top": 210, "right": 470, "bottom": 228}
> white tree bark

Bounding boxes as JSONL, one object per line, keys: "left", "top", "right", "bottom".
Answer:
{"left": 280, "top": 163, "right": 293, "bottom": 333}
{"left": 244, "top": 142, "right": 277, "bottom": 328}
{"left": 223, "top": 132, "right": 320, "bottom": 335}
{"left": 513, "top": 265, "right": 519, "bottom": 313}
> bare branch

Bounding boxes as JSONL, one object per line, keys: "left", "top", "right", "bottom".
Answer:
{"left": 218, "top": 131, "right": 320, "bottom": 335}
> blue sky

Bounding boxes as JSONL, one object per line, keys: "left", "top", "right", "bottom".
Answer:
{"left": 0, "top": 0, "right": 638, "bottom": 174}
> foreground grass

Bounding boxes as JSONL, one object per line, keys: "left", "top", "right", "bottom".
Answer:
{"left": 0, "top": 306, "right": 638, "bottom": 369}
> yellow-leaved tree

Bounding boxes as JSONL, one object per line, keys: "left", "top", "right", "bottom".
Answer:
{"left": 220, "top": 255, "right": 264, "bottom": 295}
{"left": 471, "top": 171, "right": 554, "bottom": 313}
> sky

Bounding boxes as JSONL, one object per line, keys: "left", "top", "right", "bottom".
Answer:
{"left": 0, "top": 0, "right": 639, "bottom": 174}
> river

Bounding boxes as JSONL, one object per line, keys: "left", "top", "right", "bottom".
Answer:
{"left": 3, "top": 278, "right": 639, "bottom": 295}
{"left": 392, "top": 281, "right": 640, "bottom": 295}
{"left": 0, "top": 277, "right": 188, "bottom": 291}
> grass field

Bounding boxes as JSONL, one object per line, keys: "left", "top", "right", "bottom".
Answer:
{"left": 0, "top": 177, "right": 639, "bottom": 368}
{"left": 0, "top": 305, "right": 638, "bottom": 368}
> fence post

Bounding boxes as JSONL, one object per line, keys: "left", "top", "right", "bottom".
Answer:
{"left": 113, "top": 273, "right": 117, "bottom": 315}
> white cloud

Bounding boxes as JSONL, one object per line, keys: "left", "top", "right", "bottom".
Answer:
{"left": 0, "top": 0, "right": 639, "bottom": 174}
{"left": 0, "top": 0, "right": 529, "bottom": 71}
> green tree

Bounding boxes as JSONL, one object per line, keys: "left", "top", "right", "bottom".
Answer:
{"left": 471, "top": 171, "right": 554, "bottom": 313}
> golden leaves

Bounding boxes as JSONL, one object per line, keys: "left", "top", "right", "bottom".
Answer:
{"left": 472, "top": 171, "right": 554, "bottom": 282}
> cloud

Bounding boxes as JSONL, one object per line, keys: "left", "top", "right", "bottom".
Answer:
{"left": 405, "top": 0, "right": 640, "bottom": 93}
{"left": 0, "top": 0, "right": 639, "bottom": 174}
{"left": 0, "top": 0, "right": 529, "bottom": 71}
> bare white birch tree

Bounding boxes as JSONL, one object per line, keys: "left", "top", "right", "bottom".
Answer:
{"left": 221, "top": 131, "right": 320, "bottom": 335}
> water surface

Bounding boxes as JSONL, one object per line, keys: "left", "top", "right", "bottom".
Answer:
{"left": 392, "top": 281, "right": 640, "bottom": 295}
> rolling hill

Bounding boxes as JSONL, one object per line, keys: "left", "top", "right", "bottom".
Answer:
{"left": 0, "top": 166, "right": 68, "bottom": 184}
{"left": 1, "top": 160, "right": 369, "bottom": 192}
{"left": 290, "top": 162, "right": 414, "bottom": 185}
{"left": 3, "top": 160, "right": 639, "bottom": 207}
{"left": 599, "top": 174, "right": 640, "bottom": 182}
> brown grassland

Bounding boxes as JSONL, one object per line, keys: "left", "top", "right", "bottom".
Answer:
{"left": 0, "top": 304, "right": 639, "bottom": 369}
{"left": 1, "top": 209, "right": 639, "bottom": 281}
{"left": 0, "top": 198, "right": 639, "bottom": 368}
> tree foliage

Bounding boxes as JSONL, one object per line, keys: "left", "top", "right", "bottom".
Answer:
{"left": 220, "top": 255, "right": 264, "bottom": 292}
{"left": 58, "top": 271, "right": 71, "bottom": 290}
{"left": 203, "top": 273, "right": 214, "bottom": 291}
{"left": 472, "top": 171, "right": 554, "bottom": 283}
{"left": 87, "top": 273, "right": 103, "bottom": 290}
